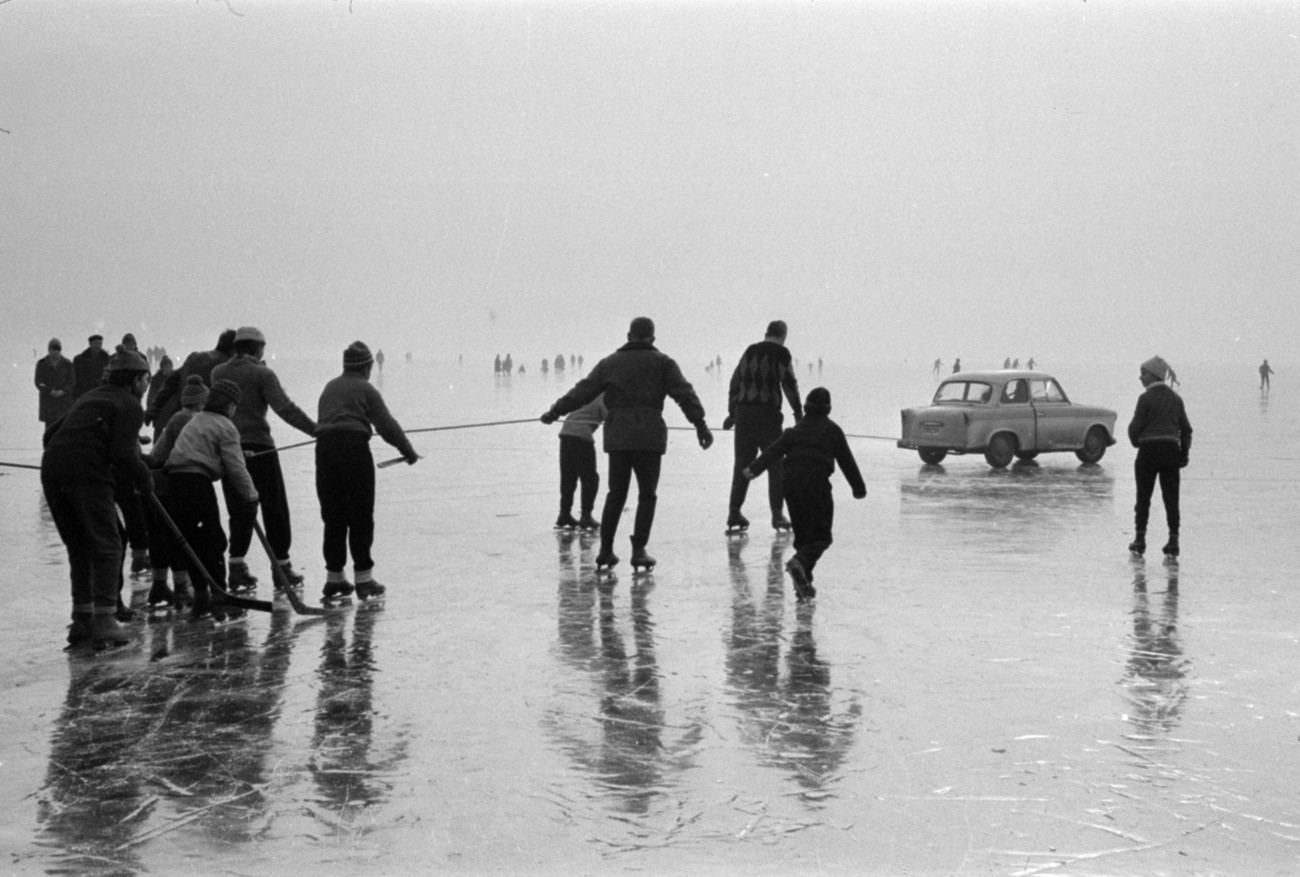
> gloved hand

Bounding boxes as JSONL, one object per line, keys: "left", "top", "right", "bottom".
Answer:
{"left": 404, "top": 451, "right": 421, "bottom": 466}
{"left": 696, "top": 425, "right": 714, "bottom": 450}
{"left": 722, "top": 415, "right": 735, "bottom": 430}
{"left": 741, "top": 466, "right": 756, "bottom": 481}
{"left": 540, "top": 410, "right": 558, "bottom": 425}
{"left": 1179, "top": 455, "right": 1189, "bottom": 469}
{"left": 853, "top": 487, "right": 868, "bottom": 499}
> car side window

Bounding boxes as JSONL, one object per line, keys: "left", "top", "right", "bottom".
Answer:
{"left": 1030, "top": 379, "right": 1067, "bottom": 403}
{"left": 1000, "top": 379, "right": 1029, "bottom": 404}
{"left": 934, "top": 381, "right": 993, "bottom": 404}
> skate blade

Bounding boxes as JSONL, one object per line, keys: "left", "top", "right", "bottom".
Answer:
{"left": 92, "top": 639, "right": 135, "bottom": 654}
{"left": 724, "top": 528, "right": 749, "bottom": 537}
{"left": 321, "top": 596, "right": 354, "bottom": 607}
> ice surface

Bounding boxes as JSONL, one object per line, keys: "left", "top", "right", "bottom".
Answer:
{"left": 2, "top": 356, "right": 1298, "bottom": 875}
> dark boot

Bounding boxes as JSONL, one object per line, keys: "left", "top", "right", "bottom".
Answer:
{"left": 1128, "top": 530, "right": 1146, "bottom": 556}
{"left": 228, "top": 562, "right": 259, "bottom": 591}
{"left": 147, "top": 579, "right": 174, "bottom": 607}
{"left": 67, "top": 609, "right": 94, "bottom": 648}
{"left": 92, "top": 607, "right": 132, "bottom": 647}
{"left": 354, "top": 579, "right": 386, "bottom": 600}
{"left": 1163, "top": 533, "right": 1179, "bottom": 557}
{"left": 554, "top": 511, "right": 579, "bottom": 530}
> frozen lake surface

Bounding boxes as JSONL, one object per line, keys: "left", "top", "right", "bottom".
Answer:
{"left": 1, "top": 355, "right": 1297, "bottom": 875}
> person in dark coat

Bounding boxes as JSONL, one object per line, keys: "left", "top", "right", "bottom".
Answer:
{"left": 42, "top": 345, "right": 153, "bottom": 648}
{"left": 1127, "top": 356, "right": 1193, "bottom": 559}
{"left": 71, "top": 334, "right": 110, "bottom": 400}
{"left": 541, "top": 317, "right": 713, "bottom": 570}
{"left": 314, "top": 341, "right": 419, "bottom": 603}
{"left": 744, "top": 387, "right": 867, "bottom": 602}
{"left": 146, "top": 329, "right": 236, "bottom": 436}
{"left": 34, "top": 338, "right": 75, "bottom": 425}
{"left": 723, "top": 320, "right": 802, "bottom": 532}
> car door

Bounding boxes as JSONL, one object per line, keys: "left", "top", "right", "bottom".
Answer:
{"left": 997, "top": 378, "right": 1037, "bottom": 451}
{"left": 1029, "top": 378, "right": 1076, "bottom": 448}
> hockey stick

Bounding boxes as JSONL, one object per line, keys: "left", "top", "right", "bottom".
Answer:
{"left": 251, "top": 518, "right": 332, "bottom": 616}
{"left": 145, "top": 493, "right": 273, "bottom": 613}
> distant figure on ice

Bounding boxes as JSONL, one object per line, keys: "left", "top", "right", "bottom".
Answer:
{"left": 1259, "top": 358, "right": 1274, "bottom": 390}
{"left": 42, "top": 345, "right": 153, "bottom": 648}
{"left": 541, "top": 359, "right": 549, "bottom": 375}
{"left": 375, "top": 349, "right": 385, "bottom": 372}
{"left": 541, "top": 317, "right": 713, "bottom": 573}
{"left": 211, "top": 326, "right": 317, "bottom": 590}
{"left": 722, "top": 320, "right": 802, "bottom": 533}
{"left": 743, "top": 387, "right": 866, "bottom": 602}
{"left": 1027, "top": 357, "right": 1036, "bottom": 370}
{"left": 551, "top": 394, "right": 606, "bottom": 531}
{"left": 71, "top": 334, "right": 109, "bottom": 400}
{"left": 952, "top": 358, "right": 962, "bottom": 374}
{"left": 1003, "top": 358, "right": 1011, "bottom": 369}
{"left": 1127, "top": 356, "right": 1193, "bottom": 560}
{"left": 34, "top": 338, "right": 74, "bottom": 427}
{"left": 554, "top": 354, "right": 565, "bottom": 374}
{"left": 494, "top": 354, "right": 502, "bottom": 375}
{"left": 314, "top": 341, "right": 419, "bottom": 605}
{"left": 504, "top": 353, "right": 513, "bottom": 374}
{"left": 932, "top": 359, "right": 942, "bottom": 377}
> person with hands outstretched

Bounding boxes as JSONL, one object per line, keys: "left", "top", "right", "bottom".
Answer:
{"left": 744, "top": 387, "right": 866, "bottom": 602}
{"left": 541, "top": 316, "right": 713, "bottom": 572}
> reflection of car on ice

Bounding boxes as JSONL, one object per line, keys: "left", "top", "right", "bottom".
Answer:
{"left": 897, "top": 371, "right": 1118, "bottom": 468}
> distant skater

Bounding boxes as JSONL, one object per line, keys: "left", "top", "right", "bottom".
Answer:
{"left": 723, "top": 320, "right": 802, "bottom": 533}
{"left": 744, "top": 387, "right": 867, "bottom": 602}
{"left": 552, "top": 394, "right": 606, "bottom": 531}
{"left": 314, "top": 341, "right": 419, "bottom": 604}
{"left": 1127, "top": 356, "right": 1193, "bottom": 559}
{"left": 541, "top": 317, "right": 713, "bottom": 572}
{"left": 1259, "top": 358, "right": 1274, "bottom": 390}
{"left": 952, "top": 358, "right": 962, "bottom": 374}
{"left": 932, "top": 359, "right": 942, "bottom": 377}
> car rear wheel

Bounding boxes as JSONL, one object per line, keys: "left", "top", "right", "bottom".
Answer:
{"left": 918, "top": 448, "right": 947, "bottom": 465}
{"left": 984, "top": 434, "right": 1016, "bottom": 468}
{"left": 1075, "top": 426, "right": 1108, "bottom": 464}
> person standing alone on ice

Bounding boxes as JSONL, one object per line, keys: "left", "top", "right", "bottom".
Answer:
{"left": 723, "top": 319, "right": 802, "bottom": 533}
{"left": 34, "top": 338, "right": 74, "bottom": 427}
{"left": 41, "top": 345, "right": 153, "bottom": 649}
{"left": 1259, "top": 358, "right": 1274, "bottom": 390}
{"left": 541, "top": 317, "right": 714, "bottom": 572}
{"left": 211, "top": 326, "right": 317, "bottom": 590}
{"left": 743, "top": 387, "right": 866, "bottom": 602}
{"left": 314, "top": 341, "right": 419, "bottom": 604}
{"left": 1127, "top": 356, "right": 1193, "bottom": 560}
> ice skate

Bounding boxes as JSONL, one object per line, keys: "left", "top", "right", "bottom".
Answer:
{"left": 146, "top": 580, "right": 175, "bottom": 617}
{"left": 276, "top": 562, "right": 305, "bottom": 591}
{"left": 1128, "top": 530, "right": 1146, "bottom": 557}
{"left": 92, "top": 609, "right": 132, "bottom": 650}
{"left": 66, "top": 612, "right": 94, "bottom": 649}
{"left": 1162, "top": 534, "right": 1179, "bottom": 561}
{"left": 130, "top": 552, "right": 151, "bottom": 577}
{"left": 354, "top": 579, "right": 386, "bottom": 602}
{"left": 594, "top": 550, "right": 620, "bottom": 573}
{"left": 190, "top": 589, "right": 212, "bottom": 620}
{"left": 322, "top": 579, "right": 355, "bottom": 606}
{"left": 227, "top": 562, "right": 259, "bottom": 592}
{"left": 772, "top": 514, "right": 792, "bottom": 532}
{"left": 786, "top": 556, "right": 816, "bottom": 602}
{"left": 209, "top": 591, "right": 245, "bottom": 624}
{"left": 172, "top": 580, "right": 194, "bottom": 611}
{"left": 115, "top": 598, "right": 135, "bottom": 623}
{"left": 577, "top": 513, "right": 599, "bottom": 532}
{"left": 630, "top": 545, "right": 656, "bottom": 573}
{"left": 554, "top": 512, "right": 580, "bottom": 530}
{"left": 725, "top": 511, "right": 749, "bottom": 536}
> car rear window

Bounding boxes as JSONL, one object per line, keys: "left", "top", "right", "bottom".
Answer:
{"left": 934, "top": 381, "right": 993, "bottom": 404}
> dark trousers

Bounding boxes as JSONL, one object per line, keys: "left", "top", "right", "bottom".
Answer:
{"left": 225, "top": 448, "right": 293, "bottom": 560}
{"left": 785, "top": 469, "right": 834, "bottom": 575}
{"left": 315, "top": 439, "right": 376, "bottom": 573}
{"left": 1134, "top": 442, "right": 1182, "bottom": 534}
{"left": 115, "top": 485, "right": 150, "bottom": 552}
{"left": 601, "top": 450, "right": 662, "bottom": 551}
{"left": 559, "top": 436, "right": 599, "bottom": 517}
{"left": 43, "top": 479, "right": 122, "bottom": 609}
{"left": 728, "top": 405, "right": 786, "bottom": 517}
{"left": 143, "top": 471, "right": 180, "bottom": 571}
{"left": 169, "top": 472, "right": 229, "bottom": 592}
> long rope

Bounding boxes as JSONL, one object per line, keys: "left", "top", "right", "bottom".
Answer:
{"left": 249, "top": 417, "right": 540, "bottom": 458}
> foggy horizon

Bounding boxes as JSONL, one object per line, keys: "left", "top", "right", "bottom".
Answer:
{"left": 4, "top": 1, "right": 1297, "bottom": 371}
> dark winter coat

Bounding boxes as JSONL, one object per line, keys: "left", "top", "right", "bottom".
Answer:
{"left": 34, "top": 355, "right": 75, "bottom": 423}
{"left": 71, "top": 346, "right": 109, "bottom": 400}
{"left": 748, "top": 413, "right": 867, "bottom": 496}
{"left": 548, "top": 340, "right": 707, "bottom": 454}
{"left": 41, "top": 384, "right": 152, "bottom": 494}
{"left": 728, "top": 339, "right": 802, "bottom": 419}
{"left": 147, "top": 348, "right": 230, "bottom": 430}
{"left": 1127, "top": 383, "right": 1193, "bottom": 456}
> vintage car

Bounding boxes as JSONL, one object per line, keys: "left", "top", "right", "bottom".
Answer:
{"left": 897, "top": 370, "right": 1117, "bottom": 468}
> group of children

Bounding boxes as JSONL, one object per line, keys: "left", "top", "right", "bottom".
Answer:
{"left": 40, "top": 330, "right": 417, "bottom": 649}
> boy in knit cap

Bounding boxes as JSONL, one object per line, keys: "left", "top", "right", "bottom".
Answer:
{"left": 41, "top": 345, "right": 153, "bottom": 648}
{"left": 164, "top": 378, "right": 259, "bottom": 620}
{"left": 142, "top": 374, "right": 211, "bottom": 609}
{"left": 553, "top": 394, "right": 606, "bottom": 530}
{"left": 211, "top": 326, "right": 317, "bottom": 590}
{"left": 314, "top": 341, "right": 419, "bottom": 602}
{"left": 744, "top": 387, "right": 867, "bottom": 602}
{"left": 1127, "top": 356, "right": 1193, "bottom": 559}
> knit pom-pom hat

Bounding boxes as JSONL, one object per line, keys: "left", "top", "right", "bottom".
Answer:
{"left": 181, "top": 375, "right": 209, "bottom": 409}
{"left": 206, "top": 378, "right": 242, "bottom": 411}
{"left": 343, "top": 341, "right": 374, "bottom": 371}
{"left": 1140, "top": 356, "right": 1170, "bottom": 381}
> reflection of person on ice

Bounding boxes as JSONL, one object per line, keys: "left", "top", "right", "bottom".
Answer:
{"left": 744, "top": 387, "right": 866, "bottom": 602}
{"left": 1127, "top": 356, "right": 1193, "bottom": 559}
{"left": 541, "top": 317, "right": 713, "bottom": 571}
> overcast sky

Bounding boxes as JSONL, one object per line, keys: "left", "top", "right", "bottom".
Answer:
{"left": 3, "top": 0, "right": 1297, "bottom": 368}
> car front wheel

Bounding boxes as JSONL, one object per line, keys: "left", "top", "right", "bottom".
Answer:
{"left": 918, "top": 448, "right": 947, "bottom": 465}
{"left": 1075, "top": 426, "right": 1108, "bottom": 464}
{"left": 984, "top": 434, "right": 1016, "bottom": 468}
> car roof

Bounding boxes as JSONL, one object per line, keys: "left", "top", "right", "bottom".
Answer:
{"left": 940, "top": 370, "right": 1053, "bottom": 383}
